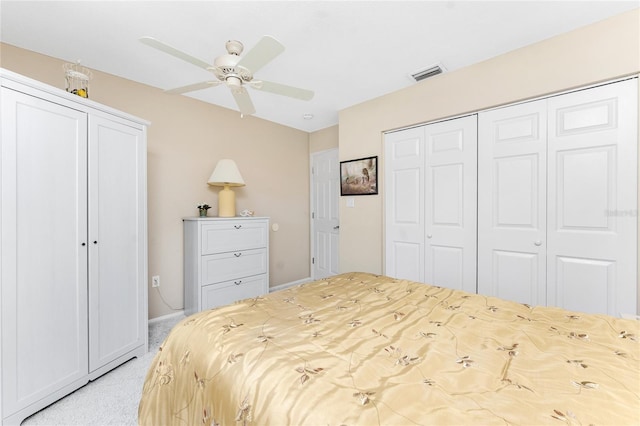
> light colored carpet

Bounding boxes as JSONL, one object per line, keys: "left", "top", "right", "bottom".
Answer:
{"left": 22, "top": 314, "right": 185, "bottom": 426}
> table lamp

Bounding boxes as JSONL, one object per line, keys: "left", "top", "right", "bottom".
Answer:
{"left": 207, "top": 159, "right": 245, "bottom": 217}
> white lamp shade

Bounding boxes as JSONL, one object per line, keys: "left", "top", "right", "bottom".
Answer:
{"left": 207, "top": 159, "right": 245, "bottom": 187}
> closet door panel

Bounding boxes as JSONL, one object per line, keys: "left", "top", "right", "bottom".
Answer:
{"left": 547, "top": 79, "right": 637, "bottom": 316}
{"left": 384, "top": 128, "right": 425, "bottom": 282}
{"left": 1, "top": 88, "right": 89, "bottom": 416}
{"left": 424, "top": 116, "right": 477, "bottom": 293}
{"left": 555, "top": 257, "right": 615, "bottom": 314}
{"left": 430, "top": 245, "right": 463, "bottom": 289}
{"left": 492, "top": 250, "right": 539, "bottom": 304}
{"left": 478, "top": 101, "right": 547, "bottom": 305}
{"left": 88, "top": 115, "right": 146, "bottom": 372}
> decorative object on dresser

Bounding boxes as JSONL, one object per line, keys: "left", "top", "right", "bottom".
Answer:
{"left": 197, "top": 203, "right": 211, "bottom": 217}
{"left": 207, "top": 159, "right": 245, "bottom": 217}
{"left": 183, "top": 217, "right": 269, "bottom": 316}
{"left": 0, "top": 68, "right": 148, "bottom": 425}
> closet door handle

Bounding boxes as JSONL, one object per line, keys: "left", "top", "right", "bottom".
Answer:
{"left": 234, "top": 280, "right": 242, "bottom": 286}
{"left": 427, "top": 234, "right": 433, "bottom": 239}
{"left": 81, "top": 242, "right": 86, "bottom": 246}
{"left": 534, "top": 240, "right": 542, "bottom": 246}
{"left": 234, "top": 225, "right": 242, "bottom": 229}
{"left": 234, "top": 252, "right": 242, "bottom": 257}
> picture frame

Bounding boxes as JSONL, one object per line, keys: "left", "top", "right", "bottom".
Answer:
{"left": 340, "top": 155, "right": 378, "bottom": 196}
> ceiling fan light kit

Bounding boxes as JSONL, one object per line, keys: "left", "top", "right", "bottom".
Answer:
{"left": 140, "top": 35, "right": 314, "bottom": 116}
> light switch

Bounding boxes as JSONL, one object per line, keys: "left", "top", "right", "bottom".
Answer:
{"left": 346, "top": 198, "right": 355, "bottom": 208}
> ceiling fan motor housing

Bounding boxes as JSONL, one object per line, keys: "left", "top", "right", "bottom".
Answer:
{"left": 213, "top": 51, "right": 253, "bottom": 83}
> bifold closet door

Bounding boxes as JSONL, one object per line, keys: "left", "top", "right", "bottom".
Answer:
{"left": 477, "top": 100, "right": 547, "bottom": 306}
{"left": 385, "top": 126, "right": 425, "bottom": 282}
{"left": 424, "top": 116, "right": 477, "bottom": 293}
{"left": 1, "top": 88, "right": 89, "bottom": 416}
{"left": 385, "top": 115, "right": 477, "bottom": 291}
{"left": 546, "top": 79, "right": 637, "bottom": 316}
{"left": 479, "top": 78, "right": 637, "bottom": 316}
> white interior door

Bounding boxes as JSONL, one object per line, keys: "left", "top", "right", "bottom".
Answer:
{"left": 546, "top": 79, "right": 638, "bottom": 316}
{"left": 88, "top": 115, "right": 146, "bottom": 371}
{"left": 384, "top": 127, "right": 425, "bottom": 282}
{"left": 478, "top": 100, "right": 547, "bottom": 305}
{"left": 424, "top": 115, "right": 477, "bottom": 292}
{"left": 1, "top": 87, "right": 88, "bottom": 415}
{"left": 311, "top": 149, "right": 339, "bottom": 279}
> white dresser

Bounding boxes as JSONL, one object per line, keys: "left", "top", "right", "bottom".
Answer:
{"left": 183, "top": 217, "right": 269, "bottom": 315}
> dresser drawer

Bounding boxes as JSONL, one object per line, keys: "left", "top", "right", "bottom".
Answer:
{"left": 201, "top": 274, "right": 267, "bottom": 310}
{"left": 201, "top": 220, "right": 267, "bottom": 254}
{"left": 201, "top": 248, "right": 267, "bottom": 285}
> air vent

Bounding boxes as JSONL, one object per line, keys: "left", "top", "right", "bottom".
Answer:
{"left": 410, "top": 63, "right": 446, "bottom": 82}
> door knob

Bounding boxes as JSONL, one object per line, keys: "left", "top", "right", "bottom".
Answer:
{"left": 427, "top": 234, "right": 432, "bottom": 239}
{"left": 333, "top": 225, "right": 340, "bottom": 230}
{"left": 534, "top": 240, "right": 542, "bottom": 246}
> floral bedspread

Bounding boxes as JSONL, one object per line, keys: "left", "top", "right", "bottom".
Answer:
{"left": 138, "top": 272, "right": 639, "bottom": 425}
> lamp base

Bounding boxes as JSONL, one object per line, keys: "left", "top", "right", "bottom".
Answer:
{"left": 218, "top": 185, "right": 236, "bottom": 217}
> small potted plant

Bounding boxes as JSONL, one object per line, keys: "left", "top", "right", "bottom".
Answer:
{"left": 197, "top": 203, "right": 211, "bottom": 217}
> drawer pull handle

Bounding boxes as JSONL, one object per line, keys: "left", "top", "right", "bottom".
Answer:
{"left": 234, "top": 252, "right": 242, "bottom": 257}
{"left": 234, "top": 225, "right": 242, "bottom": 229}
{"left": 234, "top": 281, "right": 242, "bottom": 285}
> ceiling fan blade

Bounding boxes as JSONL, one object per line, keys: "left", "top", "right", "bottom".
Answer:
{"left": 140, "top": 36, "right": 212, "bottom": 70}
{"left": 231, "top": 89, "right": 256, "bottom": 116}
{"left": 165, "top": 81, "right": 222, "bottom": 94}
{"left": 254, "top": 80, "right": 314, "bottom": 101}
{"left": 237, "top": 35, "right": 285, "bottom": 74}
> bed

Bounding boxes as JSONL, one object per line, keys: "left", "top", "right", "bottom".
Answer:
{"left": 138, "top": 272, "right": 639, "bottom": 425}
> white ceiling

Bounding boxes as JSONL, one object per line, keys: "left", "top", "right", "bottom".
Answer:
{"left": 1, "top": 1, "right": 638, "bottom": 132}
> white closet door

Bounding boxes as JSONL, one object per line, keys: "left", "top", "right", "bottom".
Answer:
{"left": 1, "top": 88, "right": 88, "bottom": 415}
{"left": 424, "top": 116, "right": 477, "bottom": 292}
{"left": 384, "top": 127, "right": 425, "bottom": 282}
{"left": 546, "top": 79, "right": 638, "bottom": 316}
{"left": 478, "top": 100, "right": 547, "bottom": 305}
{"left": 88, "top": 115, "right": 146, "bottom": 372}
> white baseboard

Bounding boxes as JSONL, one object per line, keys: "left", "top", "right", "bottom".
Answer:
{"left": 148, "top": 310, "right": 186, "bottom": 324}
{"left": 270, "top": 277, "right": 313, "bottom": 293}
{"left": 148, "top": 279, "right": 315, "bottom": 323}
{"left": 621, "top": 313, "right": 640, "bottom": 321}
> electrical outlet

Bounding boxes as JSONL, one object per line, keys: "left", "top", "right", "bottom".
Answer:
{"left": 152, "top": 275, "right": 160, "bottom": 288}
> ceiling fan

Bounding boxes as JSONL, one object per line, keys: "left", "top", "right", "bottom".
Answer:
{"left": 140, "top": 35, "right": 314, "bottom": 116}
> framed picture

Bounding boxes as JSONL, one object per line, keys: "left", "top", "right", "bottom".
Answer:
{"left": 340, "top": 156, "right": 378, "bottom": 196}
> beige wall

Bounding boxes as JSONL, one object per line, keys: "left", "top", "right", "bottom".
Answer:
{"left": 309, "top": 125, "right": 339, "bottom": 153}
{"left": 1, "top": 43, "right": 311, "bottom": 319}
{"left": 338, "top": 9, "right": 640, "bottom": 309}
